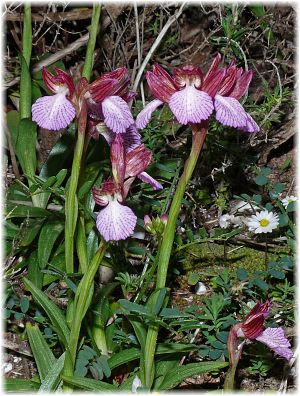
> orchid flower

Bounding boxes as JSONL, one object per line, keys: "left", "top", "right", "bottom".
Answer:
{"left": 136, "top": 54, "right": 259, "bottom": 132}
{"left": 87, "top": 67, "right": 135, "bottom": 133}
{"left": 228, "top": 301, "right": 293, "bottom": 362}
{"left": 32, "top": 67, "right": 76, "bottom": 130}
{"left": 32, "top": 67, "right": 135, "bottom": 134}
{"left": 92, "top": 135, "right": 154, "bottom": 241}
{"left": 90, "top": 121, "right": 163, "bottom": 191}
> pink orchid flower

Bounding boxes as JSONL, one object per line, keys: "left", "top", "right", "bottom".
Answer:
{"left": 32, "top": 67, "right": 76, "bottom": 130}
{"left": 228, "top": 301, "right": 293, "bottom": 362}
{"left": 136, "top": 54, "right": 259, "bottom": 132}
{"left": 32, "top": 67, "right": 135, "bottom": 134}
{"left": 87, "top": 67, "right": 135, "bottom": 134}
{"left": 92, "top": 135, "right": 155, "bottom": 241}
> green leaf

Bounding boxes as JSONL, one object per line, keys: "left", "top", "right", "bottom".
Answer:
{"left": 209, "top": 349, "right": 223, "bottom": 360}
{"left": 287, "top": 201, "right": 296, "bottom": 212}
{"left": 129, "top": 317, "right": 147, "bottom": 348}
{"left": 23, "top": 278, "right": 70, "bottom": 347}
{"left": 26, "top": 323, "right": 56, "bottom": 381}
{"left": 188, "top": 272, "right": 199, "bottom": 286}
{"left": 16, "top": 119, "right": 37, "bottom": 176}
{"left": 236, "top": 268, "right": 248, "bottom": 281}
{"left": 250, "top": 5, "right": 265, "bottom": 17}
{"left": 5, "top": 220, "right": 20, "bottom": 239}
{"left": 260, "top": 167, "right": 272, "bottom": 176}
{"left": 60, "top": 376, "right": 116, "bottom": 392}
{"left": 108, "top": 348, "right": 140, "bottom": 370}
{"left": 279, "top": 213, "right": 289, "bottom": 227}
{"left": 5, "top": 379, "right": 40, "bottom": 392}
{"left": 38, "top": 353, "right": 65, "bottom": 392}
{"left": 19, "top": 218, "right": 45, "bottom": 246}
{"left": 253, "top": 278, "right": 269, "bottom": 291}
{"left": 5, "top": 204, "right": 50, "bottom": 218}
{"left": 156, "top": 343, "right": 197, "bottom": 354}
{"left": 157, "top": 361, "right": 228, "bottom": 390}
{"left": 152, "top": 288, "right": 167, "bottom": 315}
{"left": 38, "top": 219, "right": 64, "bottom": 269}
{"left": 253, "top": 194, "right": 262, "bottom": 204}
{"left": 20, "top": 297, "right": 30, "bottom": 313}
{"left": 255, "top": 175, "right": 268, "bottom": 186}
{"left": 274, "top": 182, "right": 285, "bottom": 194}
{"left": 7, "top": 110, "right": 21, "bottom": 148}
{"left": 119, "top": 299, "right": 151, "bottom": 316}
{"left": 269, "top": 269, "right": 285, "bottom": 279}
{"left": 86, "top": 229, "right": 98, "bottom": 263}
{"left": 265, "top": 203, "right": 273, "bottom": 211}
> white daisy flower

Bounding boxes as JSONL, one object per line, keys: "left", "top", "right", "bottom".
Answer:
{"left": 219, "top": 214, "right": 234, "bottom": 228}
{"left": 281, "top": 195, "right": 297, "bottom": 209}
{"left": 247, "top": 210, "right": 279, "bottom": 234}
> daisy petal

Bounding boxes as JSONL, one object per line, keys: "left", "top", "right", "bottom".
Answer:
{"left": 214, "top": 94, "right": 248, "bottom": 129}
{"left": 255, "top": 327, "right": 293, "bottom": 361}
{"left": 96, "top": 200, "right": 137, "bottom": 241}
{"left": 138, "top": 171, "right": 163, "bottom": 190}
{"left": 169, "top": 86, "right": 214, "bottom": 125}
{"left": 32, "top": 93, "right": 75, "bottom": 130}
{"left": 136, "top": 99, "right": 163, "bottom": 129}
{"left": 102, "top": 96, "right": 134, "bottom": 134}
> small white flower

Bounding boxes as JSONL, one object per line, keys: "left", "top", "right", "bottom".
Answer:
{"left": 247, "top": 210, "right": 279, "bottom": 234}
{"left": 219, "top": 214, "right": 234, "bottom": 228}
{"left": 281, "top": 195, "right": 297, "bottom": 209}
{"left": 132, "top": 375, "right": 142, "bottom": 393}
{"left": 195, "top": 281, "right": 207, "bottom": 295}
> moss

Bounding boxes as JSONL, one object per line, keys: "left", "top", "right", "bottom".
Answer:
{"left": 177, "top": 242, "right": 268, "bottom": 275}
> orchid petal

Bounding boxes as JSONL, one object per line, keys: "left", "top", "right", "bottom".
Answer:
{"left": 102, "top": 96, "right": 134, "bottom": 134}
{"left": 242, "top": 113, "right": 260, "bottom": 133}
{"left": 169, "top": 86, "right": 214, "bottom": 125}
{"left": 138, "top": 171, "right": 163, "bottom": 190}
{"left": 32, "top": 93, "right": 75, "bottom": 130}
{"left": 230, "top": 70, "right": 253, "bottom": 100}
{"left": 255, "top": 327, "right": 293, "bottom": 361}
{"left": 214, "top": 94, "right": 249, "bottom": 129}
{"left": 147, "top": 65, "right": 178, "bottom": 101}
{"left": 96, "top": 200, "right": 137, "bottom": 241}
{"left": 136, "top": 99, "right": 163, "bottom": 129}
{"left": 123, "top": 124, "right": 142, "bottom": 152}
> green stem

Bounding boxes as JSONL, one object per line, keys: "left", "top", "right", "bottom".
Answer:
{"left": 20, "top": 3, "right": 32, "bottom": 120}
{"left": 82, "top": 4, "right": 101, "bottom": 80}
{"left": 63, "top": 240, "right": 108, "bottom": 390}
{"left": 64, "top": 3, "right": 101, "bottom": 275}
{"left": 143, "top": 122, "right": 208, "bottom": 388}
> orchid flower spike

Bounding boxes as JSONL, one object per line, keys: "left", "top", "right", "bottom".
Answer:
{"left": 32, "top": 67, "right": 76, "bottom": 130}
{"left": 92, "top": 135, "right": 155, "bottom": 241}
{"left": 228, "top": 301, "right": 293, "bottom": 363}
{"left": 32, "top": 67, "right": 136, "bottom": 134}
{"left": 136, "top": 55, "right": 259, "bottom": 133}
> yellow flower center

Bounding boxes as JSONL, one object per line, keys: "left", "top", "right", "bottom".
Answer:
{"left": 259, "top": 219, "right": 269, "bottom": 227}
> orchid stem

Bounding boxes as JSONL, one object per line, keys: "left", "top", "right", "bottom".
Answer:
{"left": 143, "top": 122, "right": 208, "bottom": 388}
{"left": 64, "top": 3, "right": 100, "bottom": 275}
